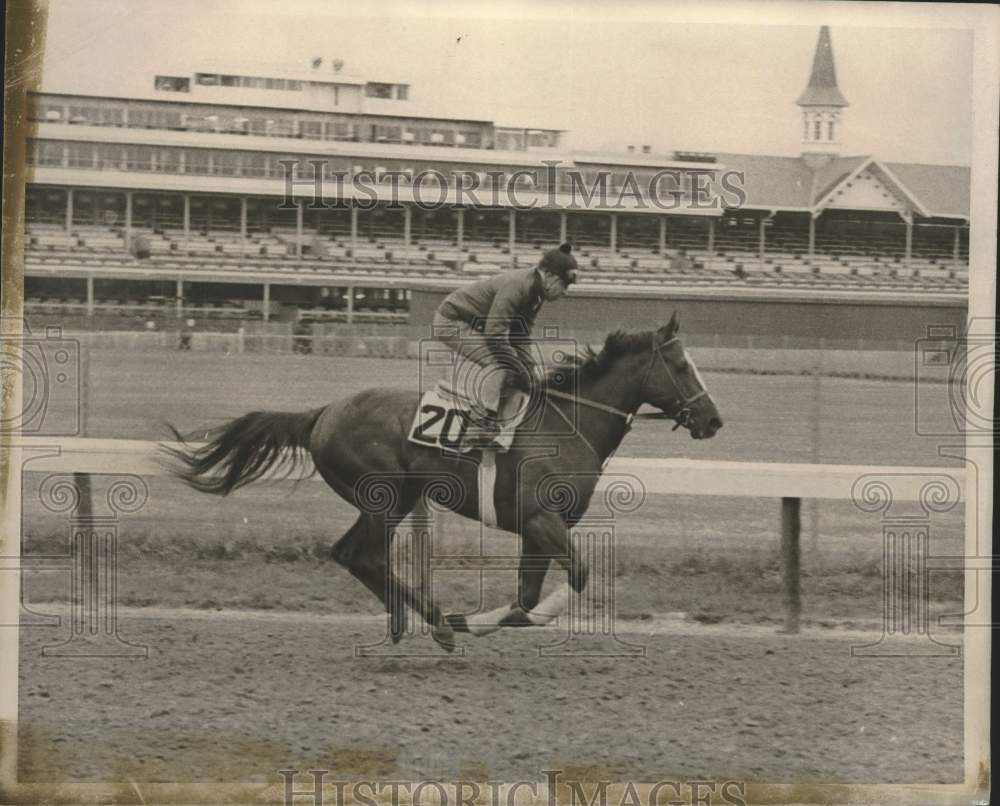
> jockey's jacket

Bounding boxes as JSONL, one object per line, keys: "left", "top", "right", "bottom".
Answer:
{"left": 436, "top": 266, "right": 544, "bottom": 369}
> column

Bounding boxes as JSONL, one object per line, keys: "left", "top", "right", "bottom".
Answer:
{"left": 559, "top": 211, "right": 567, "bottom": 244}
{"left": 808, "top": 214, "right": 816, "bottom": 257}
{"left": 175, "top": 279, "right": 183, "bottom": 318}
{"left": 65, "top": 189, "right": 74, "bottom": 233}
{"left": 508, "top": 208, "right": 516, "bottom": 257}
{"left": 182, "top": 194, "right": 190, "bottom": 249}
{"left": 758, "top": 214, "right": 767, "bottom": 259}
{"left": 295, "top": 201, "right": 303, "bottom": 259}
{"left": 262, "top": 282, "right": 270, "bottom": 322}
{"left": 350, "top": 205, "right": 358, "bottom": 266}
{"left": 86, "top": 276, "right": 94, "bottom": 317}
{"left": 609, "top": 213, "right": 617, "bottom": 253}
{"left": 345, "top": 285, "right": 354, "bottom": 324}
{"left": 240, "top": 197, "right": 248, "bottom": 257}
{"left": 456, "top": 208, "right": 464, "bottom": 250}
{"left": 904, "top": 216, "right": 913, "bottom": 270}
{"left": 403, "top": 205, "right": 412, "bottom": 253}
{"left": 658, "top": 217, "right": 666, "bottom": 254}
{"left": 124, "top": 191, "right": 132, "bottom": 253}
{"left": 707, "top": 217, "right": 715, "bottom": 253}
{"left": 952, "top": 225, "right": 960, "bottom": 270}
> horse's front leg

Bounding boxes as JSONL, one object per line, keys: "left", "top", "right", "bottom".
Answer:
{"left": 500, "top": 512, "right": 584, "bottom": 628}
{"left": 496, "top": 536, "right": 552, "bottom": 627}
{"left": 446, "top": 512, "right": 584, "bottom": 635}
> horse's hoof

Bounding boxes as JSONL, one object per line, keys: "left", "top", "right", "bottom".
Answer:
{"left": 433, "top": 624, "right": 457, "bottom": 653}
{"left": 499, "top": 607, "right": 534, "bottom": 627}
{"left": 443, "top": 613, "right": 470, "bottom": 633}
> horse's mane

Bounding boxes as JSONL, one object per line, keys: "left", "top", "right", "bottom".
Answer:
{"left": 544, "top": 320, "right": 676, "bottom": 391}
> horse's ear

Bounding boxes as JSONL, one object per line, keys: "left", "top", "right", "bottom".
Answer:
{"left": 664, "top": 311, "right": 679, "bottom": 337}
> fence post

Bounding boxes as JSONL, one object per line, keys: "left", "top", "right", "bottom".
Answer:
{"left": 73, "top": 341, "right": 93, "bottom": 522}
{"left": 780, "top": 496, "right": 802, "bottom": 634}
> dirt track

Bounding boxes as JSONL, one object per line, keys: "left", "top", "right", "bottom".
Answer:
{"left": 19, "top": 607, "right": 963, "bottom": 785}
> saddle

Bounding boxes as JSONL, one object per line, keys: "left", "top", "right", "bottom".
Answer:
{"left": 407, "top": 381, "right": 529, "bottom": 455}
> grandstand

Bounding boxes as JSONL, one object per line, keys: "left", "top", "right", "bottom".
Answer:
{"left": 22, "top": 27, "right": 969, "bottom": 327}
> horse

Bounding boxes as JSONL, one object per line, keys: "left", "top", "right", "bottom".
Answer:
{"left": 164, "top": 313, "right": 722, "bottom": 650}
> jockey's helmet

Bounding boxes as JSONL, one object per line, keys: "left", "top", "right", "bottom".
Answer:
{"left": 539, "top": 243, "right": 579, "bottom": 285}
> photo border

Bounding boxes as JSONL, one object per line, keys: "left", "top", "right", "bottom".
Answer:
{"left": 1, "top": 0, "right": 994, "bottom": 803}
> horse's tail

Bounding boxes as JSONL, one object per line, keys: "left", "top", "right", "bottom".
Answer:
{"left": 163, "top": 408, "right": 325, "bottom": 496}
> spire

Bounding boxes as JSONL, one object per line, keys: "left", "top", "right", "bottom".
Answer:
{"left": 797, "top": 26, "right": 849, "bottom": 108}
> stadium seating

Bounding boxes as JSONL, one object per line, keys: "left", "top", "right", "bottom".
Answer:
{"left": 23, "top": 211, "right": 969, "bottom": 297}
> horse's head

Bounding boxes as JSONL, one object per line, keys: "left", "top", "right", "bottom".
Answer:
{"left": 638, "top": 313, "right": 722, "bottom": 439}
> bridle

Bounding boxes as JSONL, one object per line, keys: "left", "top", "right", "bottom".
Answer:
{"left": 543, "top": 333, "right": 709, "bottom": 461}
{"left": 637, "top": 334, "right": 709, "bottom": 431}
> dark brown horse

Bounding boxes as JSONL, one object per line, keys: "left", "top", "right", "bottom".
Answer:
{"left": 165, "top": 314, "right": 721, "bottom": 650}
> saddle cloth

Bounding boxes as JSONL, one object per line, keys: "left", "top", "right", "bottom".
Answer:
{"left": 407, "top": 381, "right": 528, "bottom": 455}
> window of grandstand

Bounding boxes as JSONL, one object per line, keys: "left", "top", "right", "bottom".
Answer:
{"left": 183, "top": 115, "right": 217, "bottom": 133}
{"left": 200, "top": 73, "right": 304, "bottom": 91}
{"left": 365, "top": 82, "right": 394, "bottom": 99}
{"left": 125, "top": 145, "right": 155, "bottom": 171}
{"left": 66, "top": 104, "right": 124, "bottom": 126}
{"left": 374, "top": 125, "right": 402, "bottom": 143}
{"left": 31, "top": 140, "right": 63, "bottom": 167}
{"left": 814, "top": 120, "right": 821, "bottom": 140}
{"left": 214, "top": 152, "right": 239, "bottom": 176}
{"left": 300, "top": 120, "right": 323, "bottom": 140}
{"left": 185, "top": 149, "right": 211, "bottom": 175}
{"left": 68, "top": 142, "right": 94, "bottom": 168}
{"left": 527, "top": 131, "right": 547, "bottom": 148}
{"left": 243, "top": 153, "right": 268, "bottom": 177}
{"left": 328, "top": 121, "right": 354, "bottom": 140}
{"left": 96, "top": 144, "right": 122, "bottom": 170}
{"left": 828, "top": 120, "right": 835, "bottom": 140}
{"left": 154, "top": 75, "right": 191, "bottom": 93}
{"left": 269, "top": 156, "right": 299, "bottom": 178}
{"left": 129, "top": 107, "right": 184, "bottom": 130}
{"left": 235, "top": 117, "right": 252, "bottom": 135}
{"left": 397, "top": 85, "right": 409, "bottom": 100}
{"left": 270, "top": 118, "right": 295, "bottom": 137}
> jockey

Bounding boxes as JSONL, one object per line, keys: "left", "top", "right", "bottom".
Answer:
{"left": 432, "top": 242, "right": 579, "bottom": 446}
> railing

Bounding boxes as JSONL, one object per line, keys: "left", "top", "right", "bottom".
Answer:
{"left": 12, "top": 436, "right": 966, "bottom": 636}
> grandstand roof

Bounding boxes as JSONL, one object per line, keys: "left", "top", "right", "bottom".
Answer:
{"left": 884, "top": 162, "right": 971, "bottom": 219}
{"left": 797, "top": 26, "right": 849, "bottom": 108}
{"left": 811, "top": 156, "right": 869, "bottom": 202}
{"left": 718, "top": 152, "right": 969, "bottom": 218}
{"left": 714, "top": 154, "right": 815, "bottom": 209}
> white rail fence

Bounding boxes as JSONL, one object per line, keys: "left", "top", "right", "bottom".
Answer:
{"left": 10, "top": 437, "right": 966, "bottom": 639}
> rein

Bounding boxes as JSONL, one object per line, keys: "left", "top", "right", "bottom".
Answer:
{"left": 541, "top": 334, "right": 709, "bottom": 462}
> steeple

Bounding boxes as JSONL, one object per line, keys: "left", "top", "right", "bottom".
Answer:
{"left": 797, "top": 26, "right": 849, "bottom": 166}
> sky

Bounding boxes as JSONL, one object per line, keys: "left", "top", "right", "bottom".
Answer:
{"left": 33, "top": 0, "right": 979, "bottom": 165}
